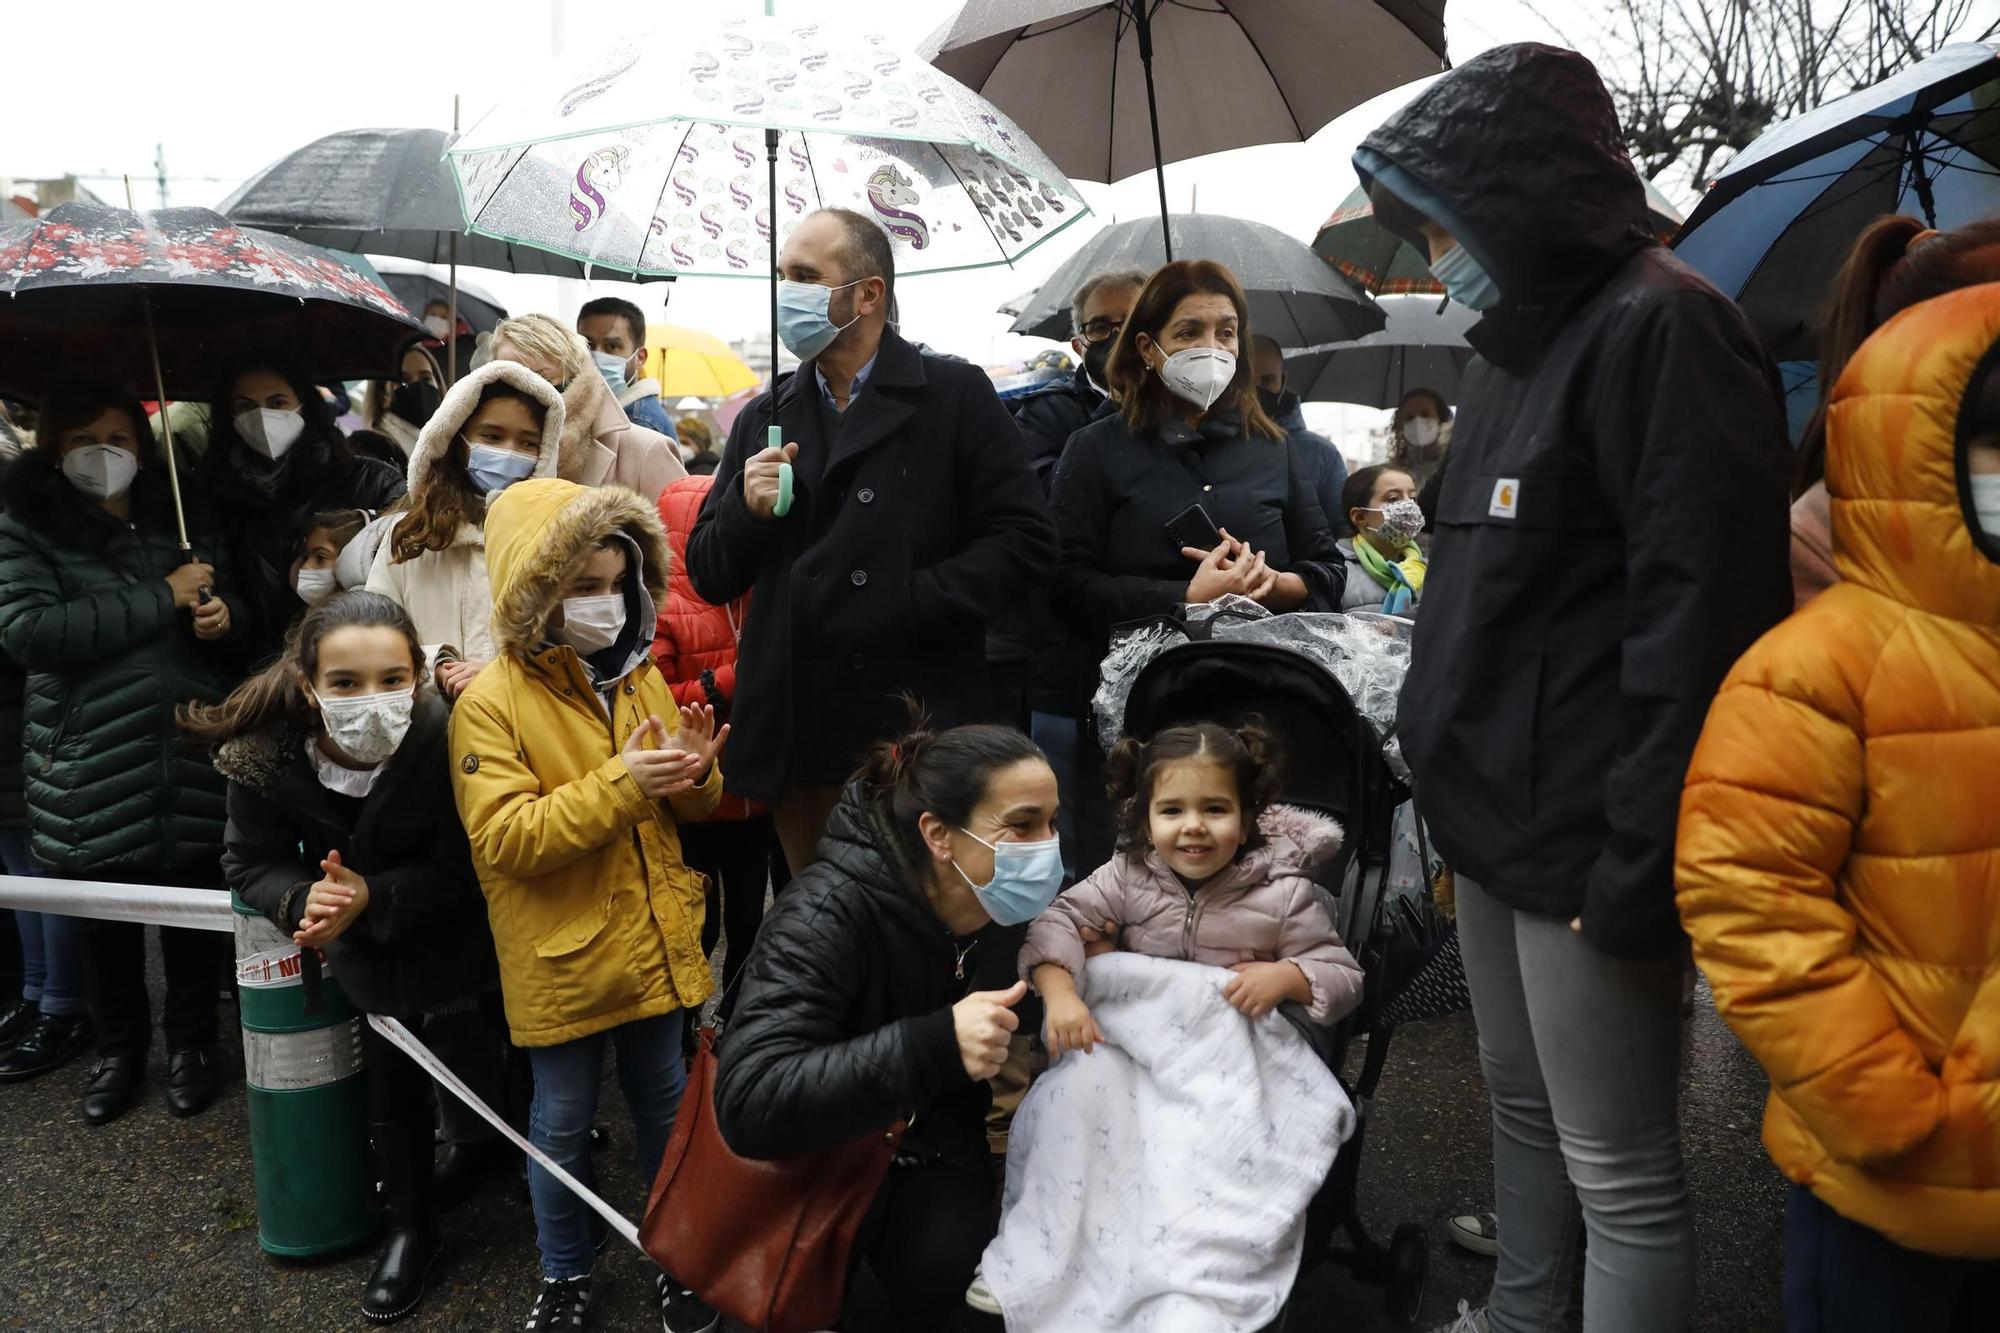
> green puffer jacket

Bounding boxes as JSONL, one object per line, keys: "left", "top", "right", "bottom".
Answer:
{"left": 0, "top": 453, "right": 245, "bottom": 876}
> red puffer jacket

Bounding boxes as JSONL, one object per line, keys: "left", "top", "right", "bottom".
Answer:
{"left": 654, "top": 475, "right": 758, "bottom": 820}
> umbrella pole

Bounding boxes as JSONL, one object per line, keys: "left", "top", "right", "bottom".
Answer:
{"left": 140, "top": 297, "right": 193, "bottom": 555}
{"left": 448, "top": 94, "right": 462, "bottom": 383}
{"left": 767, "top": 127, "right": 780, "bottom": 391}
{"left": 1132, "top": 1, "right": 1173, "bottom": 261}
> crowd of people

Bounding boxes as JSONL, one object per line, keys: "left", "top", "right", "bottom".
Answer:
{"left": 0, "top": 38, "right": 1995, "bottom": 1333}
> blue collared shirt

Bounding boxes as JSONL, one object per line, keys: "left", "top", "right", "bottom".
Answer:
{"left": 815, "top": 352, "right": 877, "bottom": 410}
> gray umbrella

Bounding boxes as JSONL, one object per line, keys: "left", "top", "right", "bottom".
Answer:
{"left": 1282, "top": 295, "right": 1476, "bottom": 408}
{"left": 924, "top": 1, "right": 1449, "bottom": 256}
{"left": 1007, "top": 213, "right": 1383, "bottom": 346}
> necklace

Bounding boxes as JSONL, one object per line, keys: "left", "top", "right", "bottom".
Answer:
{"left": 952, "top": 939, "right": 975, "bottom": 981}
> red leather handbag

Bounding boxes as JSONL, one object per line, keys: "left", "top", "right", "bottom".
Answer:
{"left": 641, "top": 1028, "right": 904, "bottom": 1333}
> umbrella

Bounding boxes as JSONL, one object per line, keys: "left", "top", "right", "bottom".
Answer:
{"left": 645, "top": 324, "right": 760, "bottom": 398}
{"left": 922, "top": 1, "right": 1449, "bottom": 256}
{"left": 1282, "top": 295, "right": 1478, "bottom": 408}
{"left": 1674, "top": 42, "right": 2000, "bottom": 361}
{"left": 1313, "top": 176, "right": 1688, "bottom": 297}
{"left": 220, "top": 125, "right": 668, "bottom": 378}
{"left": 1005, "top": 213, "right": 1384, "bottom": 346}
{"left": 674, "top": 395, "right": 710, "bottom": 411}
{"left": 369, "top": 256, "right": 510, "bottom": 333}
{"left": 0, "top": 203, "right": 423, "bottom": 547}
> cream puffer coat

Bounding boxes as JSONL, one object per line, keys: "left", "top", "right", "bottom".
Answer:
{"left": 366, "top": 362, "right": 565, "bottom": 661}
{"left": 1022, "top": 804, "right": 1365, "bottom": 1024}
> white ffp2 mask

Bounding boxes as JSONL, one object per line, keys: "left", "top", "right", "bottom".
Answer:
{"left": 1156, "top": 346, "right": 1236, "bottom": 412}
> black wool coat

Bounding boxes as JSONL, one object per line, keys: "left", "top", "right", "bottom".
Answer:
{"left": 686, "top": 329, "right": 1057, "bottom": 802}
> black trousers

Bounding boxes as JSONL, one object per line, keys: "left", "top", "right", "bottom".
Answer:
{"left": 0, "top": 905, "right": 21, "bottom": 1002}
{"left": 364, "top": 1015, "right": 433, "bottom": 1130}
{"left": 857, "top": 1154, "right": 997, "bottom": 1327}
{"left": 683, "top": 817, "right": 786, "bottom": 1008}
{"left": 75, "top": 870, "right": 229, "bottom": 1058}
{"left": 422, "top": 993, "right": 513, "bottom": 1144}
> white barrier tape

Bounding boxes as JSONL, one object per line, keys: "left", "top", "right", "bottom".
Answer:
{"left": 0, "top": 874, "right": 648, "bottom": 1256}
{"left": 367, "top": 1015, "right": 644, "bottom": 1254}
{"left": 0, "top": 875, "right": 234, "bottom": 932}
{"left": 237, "top": 943, "right": 311, "bottom": 988}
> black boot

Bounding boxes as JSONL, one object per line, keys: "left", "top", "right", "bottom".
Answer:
{"left": 363, "top": 1120, "right": 442, "bottom": 1323}
{"left": 165, "top": 1047, "right": 219, "bottom": 1118}
{"left": 432, "top": 1137, "right": 515, "bottom": 1213}
{"left": 82, "top": 1052, "right": 144, "bottom": 1125}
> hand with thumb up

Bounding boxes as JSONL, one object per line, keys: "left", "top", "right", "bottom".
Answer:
{"left": 951, "top": 980, "right": 1025, "bottom": 1081}
{"left": 744, "top": 440, "right": 800, "bottom": 519}
{"left": 621, "top": 713, "right": 706, "bottom": 799}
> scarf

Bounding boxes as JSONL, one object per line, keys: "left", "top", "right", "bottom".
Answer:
{"left": 1354, "top": 536, "right": 1427, "bottom": 615}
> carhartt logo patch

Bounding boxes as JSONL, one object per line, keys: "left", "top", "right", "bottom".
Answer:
{"left": 1489, "top": 478, "right": 1520, "bottom": 519}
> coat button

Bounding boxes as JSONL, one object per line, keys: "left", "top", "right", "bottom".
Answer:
{"left": 1203, "top": 484, "right": 1213, "bottom": 492}
{"left": 850, "top": 569, "right": 868, "bottom": 586}
{"left": 857, "top": 487, "right": 875, "bottom": 503}
{"left": 625, "top": 683, "right": 636, "bottom": 695}
{"left": 848, "top": 652, "right": 866, "bottom": 669}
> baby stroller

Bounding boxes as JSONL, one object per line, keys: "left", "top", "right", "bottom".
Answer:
{"left": 1119, "top": 622, "right": 1431, "bottom": 1328}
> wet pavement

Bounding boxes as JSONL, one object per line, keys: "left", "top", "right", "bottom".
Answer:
{"left": 0, "top": 947, "right": 1783, "bottom": 1332}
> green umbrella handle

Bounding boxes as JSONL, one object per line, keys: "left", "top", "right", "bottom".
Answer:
{"left": 770, "top": 424, "right": 793, "bottom": 517}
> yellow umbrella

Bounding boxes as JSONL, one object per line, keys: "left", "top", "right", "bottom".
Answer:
{"left": 643, "top": 324, "right": 760, "bottom": 398}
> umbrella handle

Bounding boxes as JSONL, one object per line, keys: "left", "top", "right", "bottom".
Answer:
{"left": 769, "top": 424, "right": 793, "bottom": 517}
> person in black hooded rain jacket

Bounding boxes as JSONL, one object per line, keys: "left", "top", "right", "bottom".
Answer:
{"left": 1353, "top": 44, "right": 1791, "bottom": 1333}
{"left": 716, "top": 721, "right": 1061, "bottom": 1329}
{"left": 205, "top": 356, "right": 406, "bottom": 665}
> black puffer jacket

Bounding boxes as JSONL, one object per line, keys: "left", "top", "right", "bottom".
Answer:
{"left": 1354, "top": 44, "right": 1791, "bottom": 957}
{"left": 204, "top": 426, "right": 405, "bottom": 665}
{"left": 216, "top": 692, "right": 496, "bottom": 1015}
{"left": 715, "top": 781, "right": 988, "bottom": 1166}
{"left": 0, "top": 457, "right": 244, "bottom": 876}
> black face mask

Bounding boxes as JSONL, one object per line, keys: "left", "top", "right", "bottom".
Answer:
{"left": 1256, "top": 387, "right": 1289, "bottom": 418}
{"left": 390, "top": 381, "right": 442, "bottom": 427}
{"left": 1081, "top": 338, "right": 1114, "bottom": 392}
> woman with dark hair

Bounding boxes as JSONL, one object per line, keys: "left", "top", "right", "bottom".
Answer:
{"left": 1789, "top": 216, "right": 2000, "bottom": 608}
{"left": 1388, "top": 387, "right": 1452, "bottom": 490}
{"left": 0, "top": 381, "right": 246, "bottom": 1124}
{"left": 205, "top": 356, "right": 406, "bottom": 662}
{"left": 715, "top": 717, "right": 1062, "bottom": 1328}
{"left": 187, "top": 589, "right": 495, "bottom": 1323}
{"left": 365, "top": 360, "right": 564, "bottom": 698}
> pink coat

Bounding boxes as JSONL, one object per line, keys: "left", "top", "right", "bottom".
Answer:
{"left": 1021, "top": 805, "right": 1364, "bottom": 1024}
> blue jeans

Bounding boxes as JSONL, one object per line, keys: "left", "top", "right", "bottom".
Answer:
{"left": 526, "top": 1010, "right": 687, "bottom": 1279}
{"left": 1784, "top": 1185, "right": 1999, "bottom": 1332}
{"left": 1455, "top": 876, "right": 1695, "bottom": 1333}
{"left": 1030, "top": 711, "right": 1080, "bottom": 881}
{"left": 0, "top": 828, "right": 83, "bottom": 1017}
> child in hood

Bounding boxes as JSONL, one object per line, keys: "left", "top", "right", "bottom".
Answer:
{"left": 1678, "top": 283, "right": 2000, "bottom": 1324}
{"left": 447, "top": 476, "right": 728, "bottom": 1333}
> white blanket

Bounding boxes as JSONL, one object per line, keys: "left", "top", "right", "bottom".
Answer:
{"left": 983, "top": 953, "right": 1356, "bottom": 1332}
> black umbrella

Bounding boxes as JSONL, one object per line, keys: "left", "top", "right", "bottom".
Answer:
{"left": 1283, "top": 295, "right": 1477, "bottom": 408}
{"left": 923, "top": 1, "right": 1449, "bottom": 258}
{"left": 372, "top": 257, "right": 510, "bottom": 334}
{"left": 1006, "top": 213, "right": 1383, "bottom": 346}
{"left": 0, "top": 203, "right": 425, "bottom": 548}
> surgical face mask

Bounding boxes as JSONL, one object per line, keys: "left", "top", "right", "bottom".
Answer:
{"left": 390, "top": 380, "right": 440, "bottom": 427}
{"left": 1971, "top": 473, "right": 2000, "bottom": 538}
{"left": 593, "top": 349, "right": 634, "bottom": 396}
{"left": 951, "top": 827, "right": 1066, "bottom": 927}
{"left": 422, "top": 315, "right": 452, "bottom": 340}
{"left": 1430, "top": 243, "right": 1502, "bottom": 312}
{"left": 60, "top": 444, "right": 139, "bottom": 501}
{"left": 1402, "top": 416, "right": 1442, "bottom": 449}
{"left": 235, "top": 407, "right": 307, "bottom": 461}
{"left": 1080, "top": 338, "right": 1114, "bottom": 394}
{"left": 1155, "top": 346, "right": 1236, "bottom": 412}
{"left": 776, "top": 279, "right": 864, "bottom": 362}
{"left": 557, "top": 593, "right": 627, "bottom": 655}
{"left": 465, "top": 441, "right": 537, "bottom": 496}
{"left": 1365, "top": 497, "right": 1427, "bottom": 546}
{"left": 294, "top": 567, "right": 338, "bottom": 605}
{"left": 315, "top": 686, "right": 416, "bottom": 767}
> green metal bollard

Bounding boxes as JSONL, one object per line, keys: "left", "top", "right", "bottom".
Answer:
{"left": 232, "top": 894, "right": 376, "bottom": 1257}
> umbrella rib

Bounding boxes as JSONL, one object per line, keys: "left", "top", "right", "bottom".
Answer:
{"left": 1208, "top": 0, "right": 1309, "bottom": 142}
{"left": 639, "top": 121, "right": 704, "bottom": 273}
{"left": 1107, "top": 3, "right": 1128, "bottom": 184}
{"left": 1727, "top": 152, "right": 1904, "bottom": 314}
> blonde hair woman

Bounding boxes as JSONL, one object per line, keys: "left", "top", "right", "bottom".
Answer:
{"left": 490, "top": 314, "right": 684, "bottom": 501}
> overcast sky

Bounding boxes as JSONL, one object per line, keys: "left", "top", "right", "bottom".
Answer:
{"left": 6, "top": 1, "right": 1990, "bottom": 437}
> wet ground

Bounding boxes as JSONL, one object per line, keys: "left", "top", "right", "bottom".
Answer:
{"left": 0, "top": 946, "right": 1783, "bottom": 1332}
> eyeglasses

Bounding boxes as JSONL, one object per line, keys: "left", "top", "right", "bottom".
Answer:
{"left": 1078, "top": 318, "right": 1124, "bottom": 344}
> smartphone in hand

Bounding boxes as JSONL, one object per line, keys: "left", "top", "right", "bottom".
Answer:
{"left": 1164, "top": 502, "right": 1222, "bottom": 553}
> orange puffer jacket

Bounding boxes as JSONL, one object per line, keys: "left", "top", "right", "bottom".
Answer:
{"left": 1676, "top": 283, "right": 2000, "bottom": 1258}
{"left": 652, "top": 474, "right": 757, "bottom": 821}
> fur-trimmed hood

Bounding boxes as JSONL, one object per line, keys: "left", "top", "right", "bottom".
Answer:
{"left": 1247, "top": 803, "right": 1345, "bottom": 877}
{"left": 407, "top": 360, "right": 566, "bottom": 496}
{"left": 484, "top": 478, "right": 671, "bottom": 656}
{"left": 212, "top": 718, "right": 316, "bottom": 795}
{"left": 557, "top": 359, "right": 625, "bottom": 478}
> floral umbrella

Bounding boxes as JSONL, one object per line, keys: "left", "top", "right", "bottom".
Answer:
{"left": 0, "top": 203, "right": 425, "bottom": 547}
{"left": 445, "top": 14, "right": 1091, "bottom": 280}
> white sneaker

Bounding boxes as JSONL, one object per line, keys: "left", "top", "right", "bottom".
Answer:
{"left": 964, "top": 1265, "right": 1002, "bottom": 1315}
{"left": 1447, "top": 1210, "right": 1499, "bottom": 1257}
{"left": 1430, "top": 1299, "right": 1488, "bottom": 1333}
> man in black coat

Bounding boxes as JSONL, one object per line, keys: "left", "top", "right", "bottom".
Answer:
{"left": 687, "top": 209, "right": 1056, "bottom": 870}
{"left": 1354, "top": 43, "right": 1791, "bottom": 1332}
{"left": 1251, "top": 334, "right": 1349, "bottom": 534}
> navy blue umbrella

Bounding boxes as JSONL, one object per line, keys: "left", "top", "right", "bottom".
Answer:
{"left": 1675, "top": 42, "right": 2000, "bottom": 362}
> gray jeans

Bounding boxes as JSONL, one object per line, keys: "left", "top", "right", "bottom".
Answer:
{"left": 1456, "top": 876, "right": 1695, "bottom": 1333}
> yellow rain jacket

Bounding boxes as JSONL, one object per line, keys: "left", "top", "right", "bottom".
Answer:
{"left": 450, "top": 478, "right": 720, "bottom": 1048}
{"left": 1677, "top": 283, "right": 2000, "bottom": 1257}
